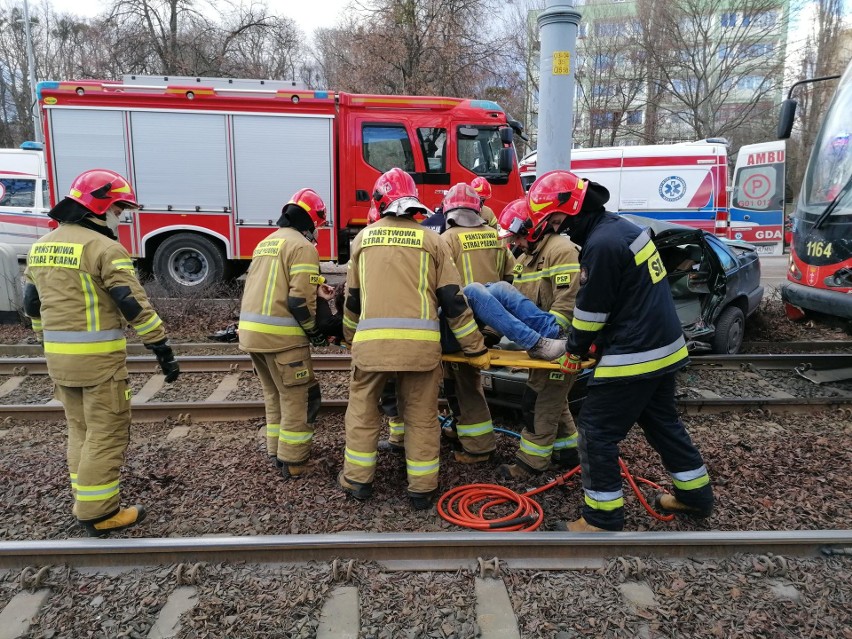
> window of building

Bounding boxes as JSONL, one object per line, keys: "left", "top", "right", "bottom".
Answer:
{"left": 591, "top": 110, "right": 616, "bottom": 128}
{"left": 720, "top": 12, "right": 737, "bottom": 27}
{"left": 417, "top": 128, "right": 446, "bottom": 173}
{"left": 626, "top": 110, "right": 643, "bottom": 125}
{"left": 0, "top": 178, "right": 36, "bottom": 207}
{"left": 753, "top": 10, "right": 778, "bottom": 28}
{"left": 594, "top": 53, "right": 613, "bottom": 71}
{"left": 362, "top": 125, "right": 415, "bottom": 173}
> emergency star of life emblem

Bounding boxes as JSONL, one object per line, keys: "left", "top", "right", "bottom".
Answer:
{"left": 659, "top": 176, "right": 687, "bottom": 202}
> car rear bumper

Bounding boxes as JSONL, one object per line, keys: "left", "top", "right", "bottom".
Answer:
{"left": 781, "top": 281, "right": 852, "bottom": 319}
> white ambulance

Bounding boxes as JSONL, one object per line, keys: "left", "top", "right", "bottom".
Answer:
{"left": 0, "top": 142, "right": 51, "bottom": 257}
{"left": 519, "top": 139, "right": 787, "bottom": 256}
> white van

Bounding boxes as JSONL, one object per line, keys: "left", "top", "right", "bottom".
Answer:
{"left": 0, "top": 143, "right": 51, "bottom": 257}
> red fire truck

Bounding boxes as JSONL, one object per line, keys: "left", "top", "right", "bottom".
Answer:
{"left": 38, "top": 76, "right": 523, "bottom": 294}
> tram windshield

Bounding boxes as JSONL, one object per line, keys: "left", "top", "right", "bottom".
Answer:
{"left": 799, "top": 60, "right": 852, "bottom": 221}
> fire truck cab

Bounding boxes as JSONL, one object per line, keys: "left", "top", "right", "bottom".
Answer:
{"left": 38, "top": 76, "right": 523, "bottom": 294}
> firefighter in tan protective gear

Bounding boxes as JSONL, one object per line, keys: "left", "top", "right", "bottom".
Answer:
{"left": 339, "top": 168, "right": 490, "bottom": 510}
{"left": 23, "top": 169, "right": 180, "bottom": 537}
{"left": 439, "top": 183, "right": 514, "bottom": 463}
{"left": 239, "top": 189, "right": 328, "bottom": 479}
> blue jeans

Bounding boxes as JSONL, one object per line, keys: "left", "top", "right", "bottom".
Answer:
{"left": 463, "top": 281, "right": 561, "bottom": 350}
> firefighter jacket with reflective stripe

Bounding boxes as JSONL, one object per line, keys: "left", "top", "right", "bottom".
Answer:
{"left": 23, "top": 222, "right": 167, "bottom": 387}
{"left": 480, "top": 205, "right": 499, "bottom": 230}
{"left": 344, "top": 216, "right": 486, "bottom": 372}
{"left": 441, "top": 224, "right": 514, "bottom": 286}
{"left": 565, "top": 212, "right": 689, "bottom": 384}
{"left": 513, "top": 233, "right": 581, "bottom": 328}
{"left": 239, "top": 227, "right": 321, "bottom": 353}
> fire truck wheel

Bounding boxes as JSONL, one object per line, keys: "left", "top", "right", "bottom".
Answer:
{"left": 710, "top": 305, "right": 745, "bottom": 354}
{"left": 153, "top": 233, "right": 226, "bottom": 296}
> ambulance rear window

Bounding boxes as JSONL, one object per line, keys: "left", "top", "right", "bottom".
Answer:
{"left": 0, "top": 178, "right": 35, "bottom": 207}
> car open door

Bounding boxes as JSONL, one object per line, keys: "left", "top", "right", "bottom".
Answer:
{"left": 729, "top": 141, "right": 786, "bottom": 255}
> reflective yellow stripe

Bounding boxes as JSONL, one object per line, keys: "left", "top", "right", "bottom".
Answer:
{"left": 133, "top": 314, "right": 163, "bottom": 336}
{"left": 520, "top": 437, "right": 552, "bottom": 457}
{"left": 266, "top": 423, "right": 280, "bottom": 437}
{"left": 279, "top": 430, "right": 313, "bottom": 444}
{"left": 31, "top": 318, "right": 42, "bottom": 331}
{"left": 572, "top": 317, "right": 605, "bottom": 331}
{"left": 462, "top": 252, "right": 474, "bottom": 286}
{"left": 69, "top": 472, "right": 78, "bottom": 488}
{"left": 418, "top": 251, "right": 429, "bottom": 319}
{"left": 673, "top": 474, "right": 710, "bottom": 491}
{"left": 262, "top": 261, "right": 279, "bottom": 316}
{"left": 634, "top": 240, "right": 656, "bottom": 265}
{"left": 345, "top": 447, "right": 377, "bottom": 467}
{"left": 43, "top": 339, "right": 127, "bottom": 354}
{"left": 584, "top": 494, "right": 624, "bottom": 511}
{"left": 111, "top": 258, "right": 135, "bottom": 271}
{"left": 389, "top": 419, "right": 405, "bottom": 435}
{"left": 352, "top": 328, "right": 440, "bottom": 343}
{"left": 358, "top": 254, "right": 367, "bottom": 319}
{"left": 549, "top": 310, "right": 570, "bottom": 328}
{"left": 80, "top": 273, "right": 100, "bottom": 332}
{"left": 76, "top": 479, "right": 120, "bottom": 501}
{"left": 238, "top": 320, "right": 305, "bottom": 336}
{"left": 452, "top": 319, "right": 478, "bottom": 339}
{"left": 290, "top": 263, "right": 320, "bottom": 275}
{"left": 343, "top": 316, "right": 359, "bottom": 330}
{"left": 407, "top": 457, "right": 439, "bottom": 476}
{"left": 594, "top": 344, "right": 688, "bottom": 378}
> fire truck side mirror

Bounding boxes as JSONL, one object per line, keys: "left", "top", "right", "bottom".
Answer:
{"left": 500, "top": 127, "right": 513, "bottom": 145}
{"left": 498, "top": 147, "right": 514, "bottom": 174}
{"left": 777, "top": 99, "right": 797, "bottom": 140}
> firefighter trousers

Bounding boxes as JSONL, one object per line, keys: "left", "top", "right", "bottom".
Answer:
{"left": 250, "top": 348, "right": 321, "bottom": 465}
{"left": 379, "top": 377, "right": 405, "bottom": 446}
{"left": 516, "top": 368, "right": 578, "bottom": 471}
{"left": 55, "top": 372, "right": 132, "bottom": 522}
{"left": 577, "top": 372, "right": 713, "bottom": 531}
{"left": 344, "top": 366, "right": 442, "bottom": 495}
{"left": 443, "top": 362, "right": 495, "bottom": 455}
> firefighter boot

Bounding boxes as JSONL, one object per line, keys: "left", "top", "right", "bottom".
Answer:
{"left": 553, "top": 517, "right": 607, "bottom": 533}
{"left": 454, "top": 450, "right": 494, "bottom": 464}
{"left": 496, "top": 460, "right": 539, "bottom": 482}
{"left": 408, "top": 488, "right": 439, "bottom": 511}
{"left": 552, "top": 448, "right": 580, "bottom": 471}
{"left": 268, "top": 454, "right": 284, "bottom": 469}
{"left": 80, "top": 505, "right": 147, "bottom": 538}
{"left": 281, "top": 462, "right": 308, "bottom": 480}
{"left": 655, "top": 493, "right": 713, "bottom": 519}
{"left": 377, "top": 439, "right": 405, "bottom": 454}
{"left": 527, "top": 337, "right": 568, "bottom": 361}
{"left": 338, "top": 471, "right": 373, "bottom": 501}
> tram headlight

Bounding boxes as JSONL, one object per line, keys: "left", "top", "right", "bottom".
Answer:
{"left": 824, "top": 267, "right": 852, "bottom": 288}
{"left": 788, "top": 260, "right": 802, "bottom": 281}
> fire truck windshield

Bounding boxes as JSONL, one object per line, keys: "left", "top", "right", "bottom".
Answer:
{"left": 800, "top": 61, "right": 852, "bottom": 220}
{"left": 457, "top": 126, "right": 504, "bottom": 176}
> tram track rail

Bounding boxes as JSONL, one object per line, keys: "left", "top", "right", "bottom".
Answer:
{"left": 2, "top": 351, "right": 851, "bottom": 375}
{"left": 1, "top": 530, "right": 851, "bottom": 569}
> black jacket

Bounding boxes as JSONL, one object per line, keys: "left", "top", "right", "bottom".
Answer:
{"left": 566, "top": 212, "right": 688, "bottom": 385}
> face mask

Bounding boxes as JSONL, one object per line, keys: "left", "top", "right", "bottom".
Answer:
{"left": 105, "top": 212, "right": 120, "bottom": 234}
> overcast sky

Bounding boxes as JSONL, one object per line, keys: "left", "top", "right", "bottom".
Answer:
{"left": 39, "top": 0, "right": 353, "bottom": 37}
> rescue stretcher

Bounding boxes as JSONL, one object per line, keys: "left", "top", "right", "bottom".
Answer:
{"left": 441, "top": 349, "right": 595, "bottom": 370}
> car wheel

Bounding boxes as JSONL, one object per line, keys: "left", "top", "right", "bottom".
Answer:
{"left": 711, "top": 305, "right": 745, "bottom": 354}
{"left": 153, "top": 233, "right": 226, "bottom": 296}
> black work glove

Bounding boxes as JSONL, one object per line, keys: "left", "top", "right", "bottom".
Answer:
{"left": 147, "top": 339, "right": 180, "bottom": 383}
{"left": 305, "top": 327, "right": 329, "bottom": 348}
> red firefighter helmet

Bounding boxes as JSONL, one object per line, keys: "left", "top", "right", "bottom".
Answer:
{"left": 526, "top": 170, "right": 588, "bottom": 241}
{"left": 372, "top": 168, "right": 429, "bottom": 216}
{"left": 442, "top": 183, "right": 482, "bottom": 214}
{"left": 470, "top": 176, "right": 493, "bottom": 200}
{"left": 66, "top": 169, "right": 138, "bottom": 217}
{"left": 287, "top": 188, "right": 327, "bottom": 228}
{"left": 497, "top": 198, "right": 532, "bottom": 239}
{"left": 367, "top": 200, "right": 380, "bottom": 224}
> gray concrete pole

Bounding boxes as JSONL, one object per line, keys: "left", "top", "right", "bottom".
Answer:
{"left": 22, "top": 0, "right": 42, "bottom": 143}
{"left": 536, "top": 0, "right": 581, "bottom": 176}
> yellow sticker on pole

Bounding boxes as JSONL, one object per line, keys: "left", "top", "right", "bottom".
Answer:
{"left": 553, "top": 51, "right": 571, "bottom": 75}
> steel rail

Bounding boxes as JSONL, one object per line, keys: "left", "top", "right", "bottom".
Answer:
{"left": 2, "top": 352, "right": 852, "bottom": 376}
{"left": 0, "top": 530, "right": 850, "bottom": 569}
{"left": 2, "top": 396, "right": 851, "bottom": 422}
{"left": 0, "top": 354, "right": 349, "bottom": 375}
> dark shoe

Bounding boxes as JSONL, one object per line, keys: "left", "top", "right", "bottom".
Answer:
{"left": 80, "top": 505, "right": 146, "bottom": 537}
{"left": 482, "top": 327, "right": 502, "bottom": 348}
{"left": 655, "top": 493, "right": 713, "bottom": 519}
{"left": 553, "top": 517, "right": 608, "bottom": 532}
{"left": 552, "top": 448, "right": 580, "bottom": 471}
{"left": 439, "top": 415, "right": 458, "bottom": 440}
{"left": 454, "top": 450, "right": 494, "bottom": 464}
{"left": 338, "top": 471, "right": 373, "bottom": 501}
{"left": 408, "top": 488, "right": 439, "bottom": 511}
{"left": 496, "top": 462, "right": 538, "bottom": 482}
{"left": 281, "top": 462, "right": 308, "bottom": 480}
{"left": 377, "top": 439, "right": 405, "bottom": 453}
{"left": 209, "top": 323, "right": 238, "bottom": 343}
{"left": 269, "top": 454, "right": 284, "bottom": 469}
